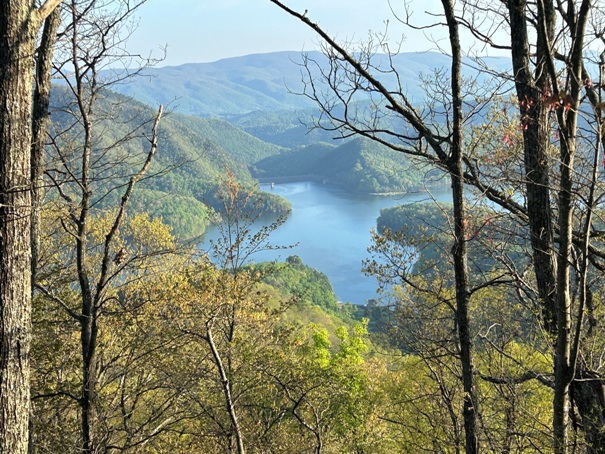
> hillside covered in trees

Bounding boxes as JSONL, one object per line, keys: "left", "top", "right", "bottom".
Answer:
{"left": 253, "top": 137, "right": 427, "bottom": 193}
{"left": 47, "top": 81, "right": 434, "bottom": 240}
{"left": 3, "top": 0, "right": 605, "bottom": 454}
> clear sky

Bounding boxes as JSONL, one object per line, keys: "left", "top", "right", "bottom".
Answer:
{"left": 127, "top": 0, "right": 452, "bottom": 67}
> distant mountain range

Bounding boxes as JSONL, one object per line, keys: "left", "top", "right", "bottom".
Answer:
{"left": 114, "top": 51, "right": 321, "bottom": 116}
{"left": 113, "top": 51, "right": 510, "bottom": 118}
{"left": 49, "top": 51, "right": 509, "bottom": 238}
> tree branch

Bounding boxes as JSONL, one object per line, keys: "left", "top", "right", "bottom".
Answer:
{"left": 38, "top": 0, "right": 63, "bottom": 22}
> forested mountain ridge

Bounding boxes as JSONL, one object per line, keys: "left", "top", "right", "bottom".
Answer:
{"left": 107, "top": 50, "right": 505, "bottom": 198}
{"left": 113, "top": 51, "right": 509, "bottom": 118}
{"left": 227, "top": 107, "right": 336, "bottom": 148}
{"left": 255, "top": 137, "right": 429, "bottom": 193}
{"left": 48, "top": 86, "right": 290, "bottom": 239}
{"left": 47, "top": 55, "right": 446, "bottom": 242}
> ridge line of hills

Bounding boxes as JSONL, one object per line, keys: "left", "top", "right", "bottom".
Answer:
{"left": 53, "top": 51, "right": 502, "bottom": 238}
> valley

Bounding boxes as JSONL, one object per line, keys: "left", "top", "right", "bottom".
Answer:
{"left": 55, "top": 52, "right": 461, "bottom": 242}
{"left": 8, "top": 0, "right": 602, "bottom": 451}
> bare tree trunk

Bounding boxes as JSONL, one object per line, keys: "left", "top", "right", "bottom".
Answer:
{"left": 75, "top": 86, "right": 97, "bottom": 454}
{"left": 507, "top": 0, "right": 558, "bottom": 332}
{"left": 552, "top": 2, "right": 590, "bottom": 451}
{"left": 29, "top": 9, "right": 61, "bottom": 452}
{"left": 441, "top": 1, "right": 478, "bottom": 452}
{"left": 505, "top": 1, "right": 588, "bottom": 451}
{"left": 0, "top": 6, "right": 35, "bottom": 449}
{"left": 31, "top": 7, "right": 60, "bottom": 293}
{"left": 80, "top": 297, "right": 98, "bottom": 454}
{"left": 552, "top": 129, "right": 574, "bottom": 454}
{"left": 0, "top": 2, "right": 61, "bottom": 453}
{"left": 207, "top": 322, "right": 246, "bottom": 454}
{"left": 569, "top": 54, "right": 605, "bottom": 454}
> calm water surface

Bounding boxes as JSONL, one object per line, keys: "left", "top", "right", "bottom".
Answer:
{"left": 202, "top": 181, "right": 450, "bottom": 305}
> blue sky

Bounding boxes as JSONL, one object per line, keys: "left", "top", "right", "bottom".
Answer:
{"left": 128, "top": 0, "right": 451, "bottom": 67}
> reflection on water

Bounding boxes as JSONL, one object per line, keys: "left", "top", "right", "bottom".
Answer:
{"left": 201, "top": 181, "right": 451, "bottom": 306}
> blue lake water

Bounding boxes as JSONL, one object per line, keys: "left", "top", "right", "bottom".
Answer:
{"left": 201, "top": 181, "right": 450, "bottom": 305}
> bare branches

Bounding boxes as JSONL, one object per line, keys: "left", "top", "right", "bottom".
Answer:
{"left": 269, "top": 0, "right": 605, "bottom": 451}
{"left": 34, "top": 284, "right": 82, "bottom": 322}
{"left": 269, "top": 0, "right": 449, "bottom": 160}
{"left": 97, "top": 104, "right": 163, "bottom": 293}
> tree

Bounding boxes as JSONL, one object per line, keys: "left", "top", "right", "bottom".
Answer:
{"left": 31, "top": 1, "right": 165, "bottom": 451}
{"left": 269, "top": 1, "right": 480, "bottom": 451}
{"left": 0, "top": 1, "right": 62, "bottom": 453}
{"left": 163, "top": 172, "right": 292, "bottom": 453}
{"left": 493, "top": 2, "right": 594, "bottom": 450}
{"left": 447, "top": 2, "right": 603, "bottom": 451}
{"left": 268, "top": 321, "right": 375, "bottom": 454}
{"left": 270, "top": 0, "right": 605, "bottom": 452}
{"left": 32, "top": 210, "right": 190, "bottom": 452}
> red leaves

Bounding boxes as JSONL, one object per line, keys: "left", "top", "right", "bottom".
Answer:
{"left": 519, "top": 95, "right": 534, "bottom": 113}
{"left": 502, "top": 132, "right": 514, "bottom": 147}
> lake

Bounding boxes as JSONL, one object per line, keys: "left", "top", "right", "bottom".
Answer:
{"left": 201, "top": 181, "right": 450, "bottom": 306}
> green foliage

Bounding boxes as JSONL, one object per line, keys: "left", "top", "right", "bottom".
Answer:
{"left": 36, "top": 57, "right": 564, "bottom": 454}
{"left": 49, "top": 86, "right": 291, "bottom": 240}
{"left": 375, "top": 201, "right": 528, "bottom": 278}
{"left": 378, "top": 201, "right": 450, "bottom": 236}
{"left": 378, "top": 355, "right": 465, "bottom": 452}
{"left": 374, "top": 202, "right": 450, "bottom": 276}
{"left": 201, "top": 180, "right": 291, "bottom": 216}
{"left": 229, "top": 107, "right": 335, "bottom": 147}
{"left": 32, "top": 209, "right": 186, "bottom": 453}
{"left": 255, "top": 137, "right": 429, "bottom": 193}
{"left": 129, "top": 189, "right": 213, "bottom": 239}
{"left": 253, "top": 142, "right": 337, "bottom": 177}
{"left": 170, "top": 112, "right": 284, "bottom": 165}
{"left": 267, "top": 319, "right": 383, "bottom": 452}
{"left": 33, "top": 198, "right": 557, "bottom": 454}
{"left": 256, "top": 255, "right": 339, "bottom": 313}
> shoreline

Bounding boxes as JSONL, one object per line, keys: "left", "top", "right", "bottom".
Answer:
{"left": 256, "top": 175, "right": 448, "bottom": 197}
{"left": 256, "top": 174, "right": 327, "bottom": 184}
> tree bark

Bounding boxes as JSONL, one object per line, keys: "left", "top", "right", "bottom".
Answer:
{"left": 31, "top": 7, "right": 60, "bottom": 292}
{"left": 0, "top": 1, "right": 61, "bottom": 453}
{"left": 29, "top": 9, "right": 61, "bottom": 453}
{"left": 552, "top": 2, "right": 590, "bottom": 451}
{"left": 571, "top": 360, "right": 605, "bottom": 453}
{"left": 441, "top": 1, "right": 478, "bottom": 452}
{"left": 507, "top": 0, "right": 558, "bottom": 333}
